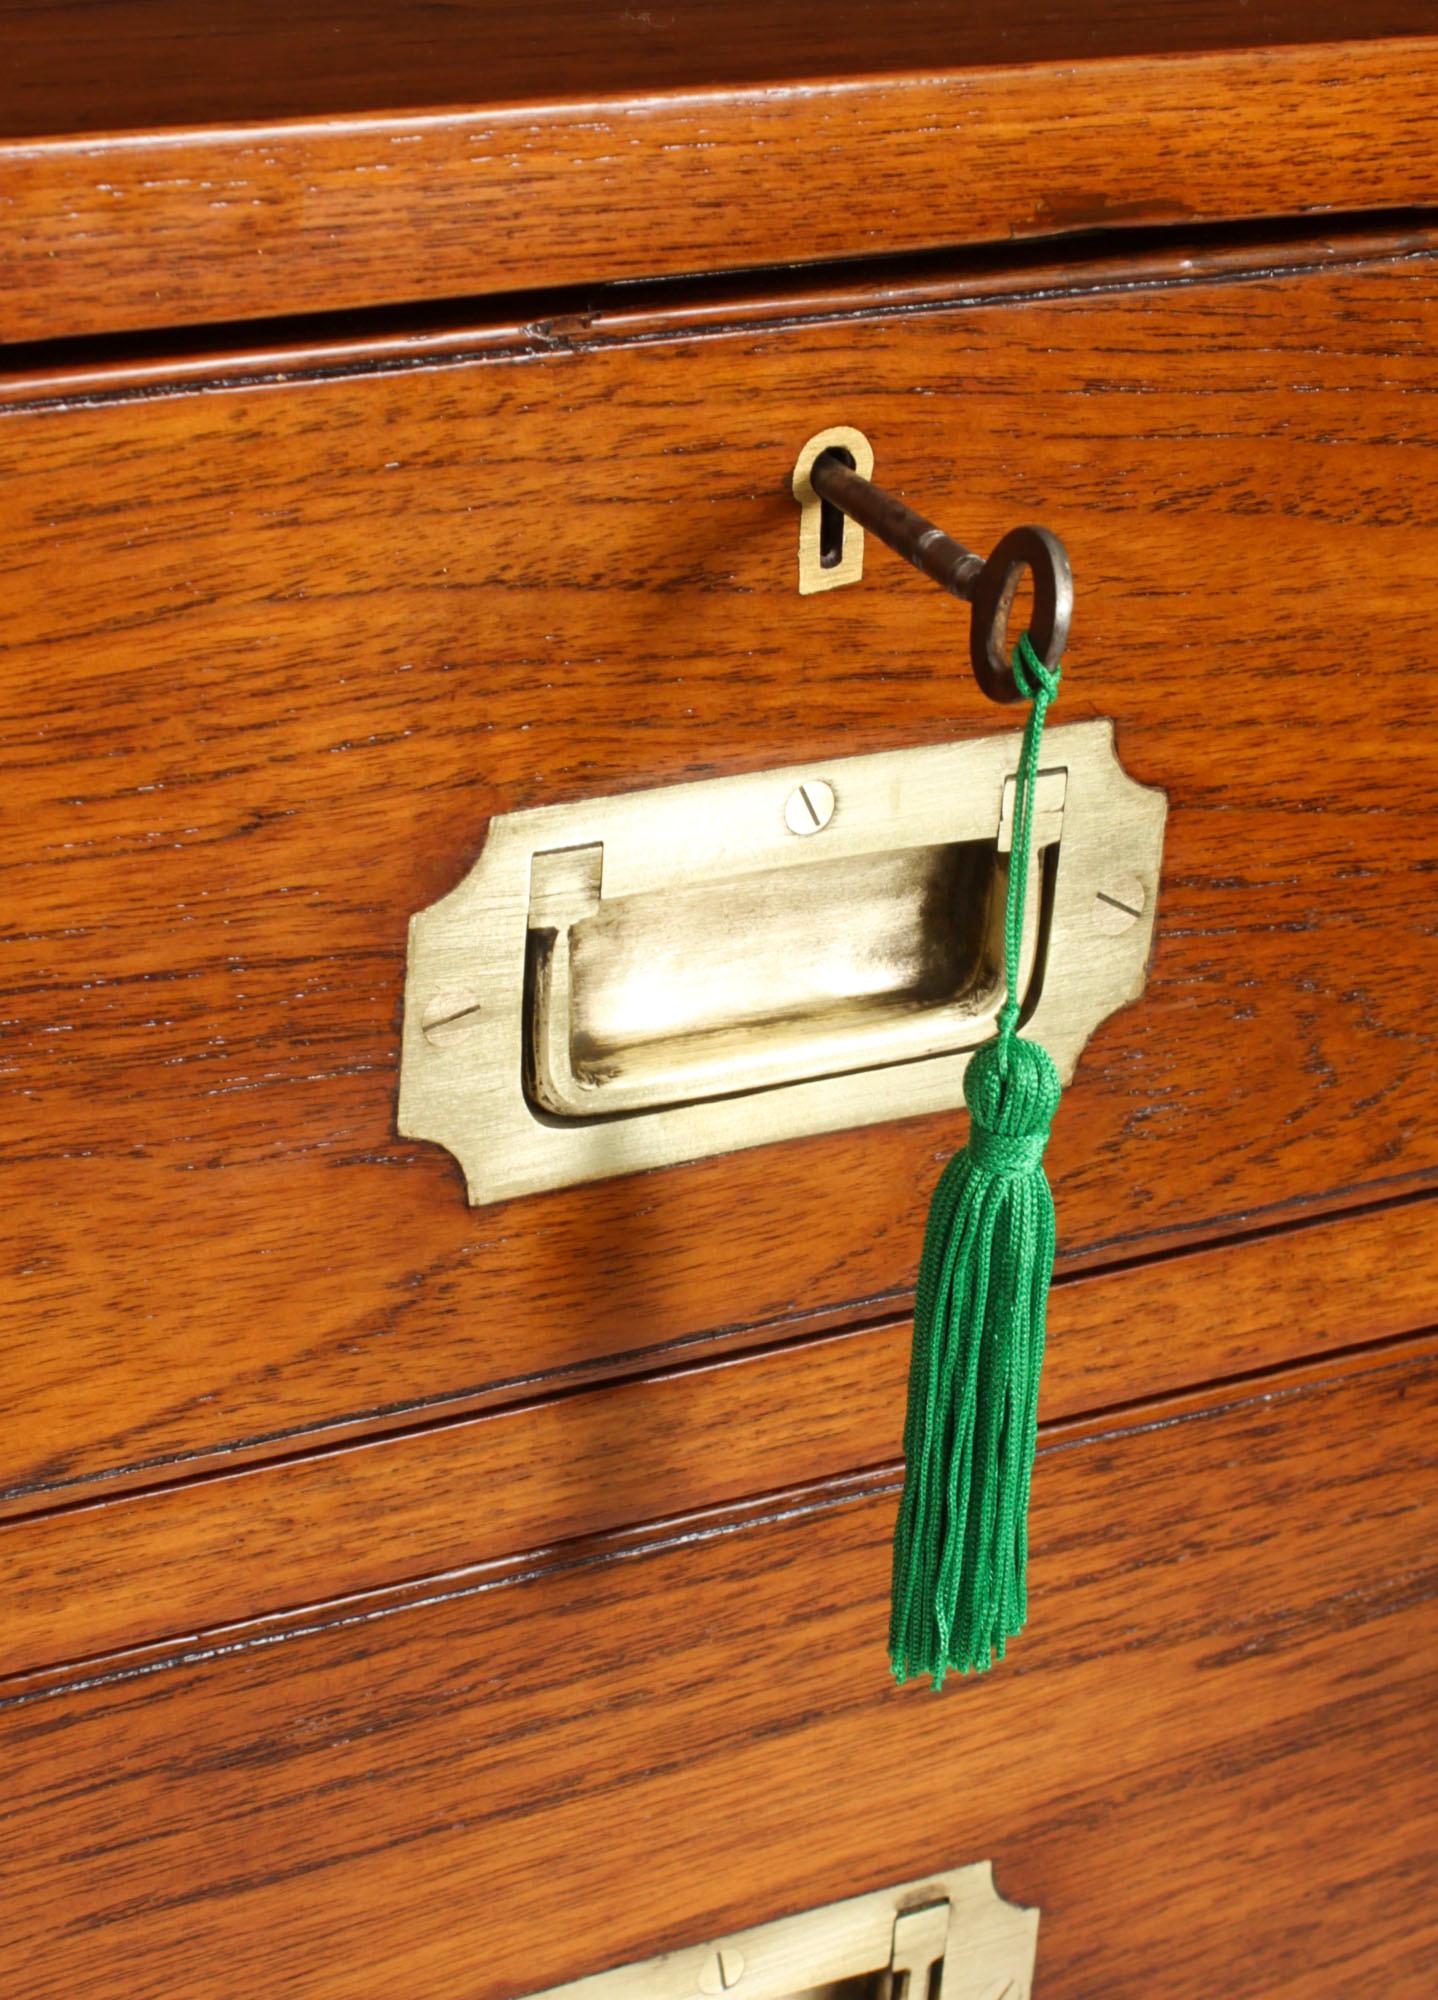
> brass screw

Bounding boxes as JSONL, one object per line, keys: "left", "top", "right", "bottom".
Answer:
{"left": 420, "top": 991, "right": 485, "bottom": 1045}
{"left": 1092, "top": 875, "right": 1145, "bottom": 935}
{"left": 784, "top": 779, "right": 835, "bottom": 835}
{"left": 698, "top": 1948, "right": 745, "bottom": 1993}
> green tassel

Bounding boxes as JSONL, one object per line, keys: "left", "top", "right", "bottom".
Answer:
{"left": 889, "top": 632, "right": 1062, "bottom": 1688}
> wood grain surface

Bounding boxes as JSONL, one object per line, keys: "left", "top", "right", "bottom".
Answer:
{"left": 10, "top": 1, "right": 1437, "bottom": 135}
{"left": 2, "top": 219, "right": 1415, "bottom": 408}
{"left": 1, "top": 1192, "right": 1434, "bottom": 1681}
{"left": 5, "top": 235, "right": 1438, "bottom": 1508}
{"left": 6, "top": 15, "right": 1438, "bottom": 341}
{"left": 2, "top": 1338, "right": 1434, "bottom": 1999}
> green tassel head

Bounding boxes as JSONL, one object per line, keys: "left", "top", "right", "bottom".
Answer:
{"left": 963, "top": 1031, "right": 1061, "bottom": 1164}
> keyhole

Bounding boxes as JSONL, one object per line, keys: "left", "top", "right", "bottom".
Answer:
{"left": 818, "top": 446, "right": 855, "bottom": 568}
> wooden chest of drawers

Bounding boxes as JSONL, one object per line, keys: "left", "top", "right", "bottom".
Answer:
{"left": 3, "top": 6, "right": 1437, "bottom": 1996}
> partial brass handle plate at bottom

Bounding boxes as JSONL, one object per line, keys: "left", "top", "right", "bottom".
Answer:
{"left": 398, "top": 720, "right": 1165, "bottom": 1206}
{"left": 510, "top": 1860, "right": 1039, "bottom": 2000}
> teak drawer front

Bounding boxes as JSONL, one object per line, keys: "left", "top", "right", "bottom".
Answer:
{"left": 5, "top": 236, "right": 1438, "bottom": 1507}
{"left": 2, "top": 1342, "right": 1435, "bottom": 1999}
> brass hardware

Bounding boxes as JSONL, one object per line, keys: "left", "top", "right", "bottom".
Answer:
{"left": 1092, "top": 873, "right": 1146, "bottom": 936}
{"left": 784, "top": 778, "right": 835, "bottom": 836}
{"left": 513, "top": 1861, "right": 1038, "bottom": 2000}
{"left": 398, "top": 722, "right": 1164, "bottom": 1206}
{"left": 525, "top": 768, "right": 1063, "bottom": 1120}
{"left": 792, "top": 426, "right": 876, "bottom": 595}
{"left": 697, "top": 1949, "right": 746, "bottom": 1995}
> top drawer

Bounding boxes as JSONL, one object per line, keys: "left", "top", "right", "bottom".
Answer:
{"left": 7, "top": 10, "right": 1438, "bottom": 342}
{"left": 4, "top": 232, "right": 1438, "bottom": 1509}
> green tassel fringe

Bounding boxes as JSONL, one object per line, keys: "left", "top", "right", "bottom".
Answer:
{"left": 889, "top": 633, "right": 1062, "bottom": 1688}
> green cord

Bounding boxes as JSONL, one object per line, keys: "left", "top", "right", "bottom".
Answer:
{"left": 1000, "top": 631, "right": 1061, "bottom": 1041}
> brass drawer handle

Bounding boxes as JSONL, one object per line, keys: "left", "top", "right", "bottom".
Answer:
{"left": 398, "top": 724, "right": 1164, "bottom": 1206}
{"left": 525, "top": 767, "right": 1066, "bottom": 1120}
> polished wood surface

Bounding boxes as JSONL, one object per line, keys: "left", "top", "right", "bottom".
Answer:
{"left": 2, "top": 219, "right": 1417, "bottom": 407}
{"left": 8, "top": 8, "right": 1437, "bottom": 1989}
{"left": 6, "top": 18, "right": 1438, "bottom": 340}
{"left": 9, "top": 1, "right": 1434, "bottom": 134}
{"left": 2, "top": 1193, "right": 1432, "bottom": 1681}
{"left": 5, "top": 236, "right": 1438, "bottom": 1509}
{"left": 3, "top": 1338, "right": 1434, "bottom": 1999}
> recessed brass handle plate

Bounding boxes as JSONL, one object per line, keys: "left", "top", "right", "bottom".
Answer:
{"left": 512, "top": 1860, "right": 1038, "bottom": 2000}
{"left": 398, "top": 720, "right": 1165, "bottom": 1206}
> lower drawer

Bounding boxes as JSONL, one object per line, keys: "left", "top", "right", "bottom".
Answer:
{"left": 4, "top": 1339, "right": 1435, "bottom": 1999}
